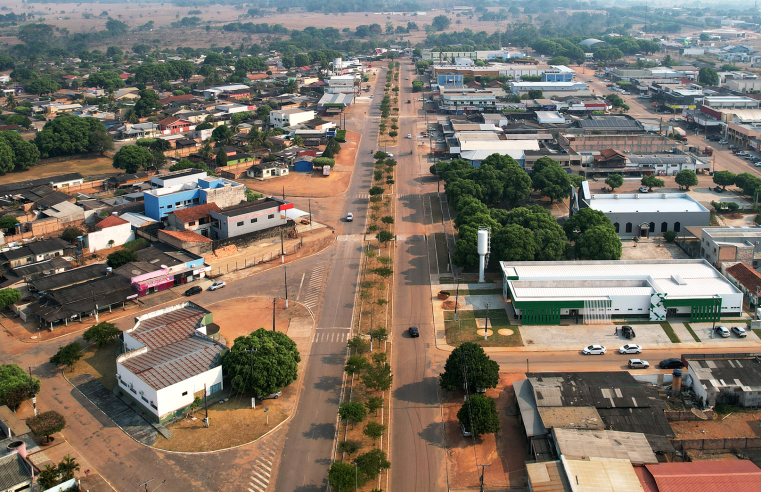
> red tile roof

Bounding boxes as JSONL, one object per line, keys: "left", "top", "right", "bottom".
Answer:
{"left": 169, "top": 203, "right": 221, "bottom": 224}
{"left": 158, "top": 93, "right": 197, "bottom": 105}
{"left": 159, "top": 229, "right": 213, "bottom": 243}
{"left": 95, "top": 215, "right": 130, "bottom": 230}
{"left": 119, "top": 73, "right": 132, "bottom": 80}
{"left": 157, "top": 116, "right": 191, "bottom": 127}
{"left": 725, "top": 262, "right": 761, "bottom": 293}
{"left": 247, "top": 73, "right": 268, "bottom": 80}
{"left": 642, "top": 461, "right": 761, "bottom": 492}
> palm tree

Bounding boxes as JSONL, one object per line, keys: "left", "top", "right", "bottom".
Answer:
{"left": 58, "top": 454, "right": 80, "bottom": 481}
{"left": 4, "top": 93, "right": 16, "bottom": 110}
{"left": 198, "top": 140, "right": 214, "bottom": 162}
{"left": 38, "top": 464, "right": 59, "bottom": 489}
{"left": 124, "top": 108, "right": 139, "bottom": 124}
{"left": 292, "top": 135, "right": 303, "bottom": 146}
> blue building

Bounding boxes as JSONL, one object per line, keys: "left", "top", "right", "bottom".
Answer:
{"left": 143, "top": 170, "right": 247, "bottom": 220}
{"left": 542, "top": 65, "right": 575, "bottom": 83}
{"left": 437, "top": 73, "right": 464, "bottom": 89}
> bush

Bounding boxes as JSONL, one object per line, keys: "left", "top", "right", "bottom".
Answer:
{"left": 122, "top": 238, "right": 148, "bottom": 251}
{"left": 335, "top": 129, "right": 347, "bottom": 142}
{"left": 60, "top": 226, "right": 83, "bottom": 243}
{"left": 727, "top": 202, "right": 740, "bottom": 212}
{"left": 107, "top": 249, "right": 137, "bottom": 268}
{"left": 663, "top": 231, "right": 677, "bottom": 243}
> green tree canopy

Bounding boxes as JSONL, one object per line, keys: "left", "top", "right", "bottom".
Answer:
{"left": 223, "top": 328, "right": 301, "bottom": 396}
{"left": 605, "top": 173, "right": 623, "bottom": 190}
{"left": 675, "top": 169, "right": 699, "bottom": 190}
{"left": 576, "top": 225, "right": 622, "bottom": 260}
{"left": 563, "top": 208, "right": 612, "bottom": 242}
{"left": 440, "top": 342, "right": 500, "bottom": 392}
{"left": 355, "top": 449, "right": 390, "bottom": 480}
{"left": 641, "top": 174, "right": 665, "bottom": 191}
{"left": 501, "top": 205, "right": 568, "bottom": 261}
{"left": 713, "top": 170, "right": 736, "bottom": 190}
{"left": 531, "top": 159, "right": 570, "bottom": 203}
{"left": 34, "top": 116, "right": 108, "bottom": 158}
{"left": 134, "top": 89, "right": 161, "bottom": 117}
{"left": 215, "top": 149, "right": 228, "bottom": 167}
{"left": 49, "top": 342, "right": 83, "bottom": 372}
{"left": 83, "top": 322, "right": 120, "bottom": 348}
{"left": 457, "top": 394, "right": 500, "bottom": 438}
{"left": 0, "top": 141, "right": 12, "bottom": 174}
{"left": 328, "top": 461, "right": 361, "bottom": 491}
{"left": 338, "top": 401, "right": 366, "bottom": 426}
{"left": 0, "top": 216, "right": 18, "bottom": 233}
{"left": 106, "top": 249, "right": 138, "bottom": 268}
{"left": 699, "top": 67, "right": 719, "bottom": 86}
{"left": 0, "top": 131, "right": 39, "bottom": 171}
{"left": 0, "top": 363, "right": 40, "bottom": 411}
{"left": 87, "top": 71, "right": 125, "bottom": 92}
{"left": 211, "top": 125, "right": 233, "bottom": 144}
{"left": 491, "top": 223, "right": 536, "bottom": 261}
{"left": 112, "top": 145, "right": 154, "bottom": 173}
{"left": 25, "top": 77, "right": 60, "bottom": 96}
{"left": 27, "top": 411, "right": 65, "bottom": 443}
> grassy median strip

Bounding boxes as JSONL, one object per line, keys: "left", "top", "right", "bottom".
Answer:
{"left": 660, "top": 322, "right": 681, "bottom": 343}
{"left": 444, "top": 309, "right": 523, "bottom": 348}
{"left": 683, "top": 322, "right": 701, "bottom": 342}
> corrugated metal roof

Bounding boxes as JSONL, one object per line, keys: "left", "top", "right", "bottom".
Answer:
{"left": 561, "top": 456, "right": 645, "bottom": 492}
{"left": 0, "top": 453, "right": 32, "bottom": 490}
{"left": 514, "top": 379, "right": 547, "bottom": 438}
{"left": 527, "top": 461, "right": 572, "bottom": 492}
{"left": 645, "top": 461, "right": 761, "bottom": 492}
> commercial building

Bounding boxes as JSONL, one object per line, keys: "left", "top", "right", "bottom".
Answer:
{"left": 703, "top": 95, "right": 760, "bottom": 110}
{"left": 269, "top": 108, "right": 316, "bottom": 128}
{"left": 697, "top": 226, "right": 761, "bottom": 269}
{"left": 500, "top": 260, "right": 743, "bottom": 325}
{"left": 510, "top": 81, "right": 588, "bottom": 96}
{"left": 438, "top": 88, "right": 498, "bottom": 113}
{"left": 116, "top": 302, "right": 226, "bottom": 422}
{"left": 116, "top": 246, "right": 208, "bottom": 296}
{"left": 317, "top": 93, "right": 354, "bottom": 113}
{"left": 210, "top": 197, "right": 293, "bottom": 240}
{"left": 571, "top": 182, "right": 710, "bottom": 237}
{"left": 431, "top": 63, "right": 553, "bottom": 81}
{"left": 636, "top": 461, "right": 761, "bottom": 492}
{"left": 684, "top": 353, "right": 761, "bottom": 408}
{"left": 654, "top": 86, "right": 704, "bottom": 109}
{"left": 143, "top": 171, "right": 246, "bottom": 220}
{"left": 85, "top": 214, "right": 135, "bottom": 252}
{"left": 423, "top": 49, "right": 525, "bottom": 62}
{"left": 326, "top": 75, "right": 358, "bottom": 94}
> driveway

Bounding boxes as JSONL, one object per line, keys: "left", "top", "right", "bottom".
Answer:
{"left": 70, "top": 374, "right": 157, "bottom": 446}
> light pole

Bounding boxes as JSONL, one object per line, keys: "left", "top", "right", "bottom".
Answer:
{"left": 484, "top": 302, "right": 490, "bottom": 340}
{"left": 283, "top": 265, "right": 288, "bottom": 308}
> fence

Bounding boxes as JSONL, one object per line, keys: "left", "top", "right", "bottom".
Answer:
{"left": 664, "top": 410, "right": 714, "bottom": 421}
{"left": 672, "top": 437, "right": 761, "bottom": 451}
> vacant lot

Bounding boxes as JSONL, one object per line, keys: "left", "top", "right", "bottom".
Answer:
{"left": 210, "top": 296, "right": 311, "bottom": 341}
{"left": 671, "top": 409, "right": 761, "bottom": 440}
{"left": 0, "top": 155, "right": 114, "bottom": 185}
{"left": 67, "top": 340, "right": 119, "bottom": 391}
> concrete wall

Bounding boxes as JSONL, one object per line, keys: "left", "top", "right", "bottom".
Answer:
{"left": 210, "top": 205, "right": 287, "bottom": 239}
{"left": 155, "top": 365, "right": 223, "bottom": 420}
{"left": 605, "top": 210, "right": 710, "bottom": 237}
{"left": 211, "top": 221, "right": 295, "bottom": 251}
{"left": 116, "top": 352, "right": 160, "bottom": 418}
{"left": 202, "top": 183, "right": 246, "bottom": 210}
{"left": 87, "top": 222, "right": 135, "bottom": 252}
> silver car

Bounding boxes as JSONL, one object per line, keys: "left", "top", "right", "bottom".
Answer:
{"left": 731, "top": 326, "right": 747, "bottom": 338}
{"left": 715, "top": 325, "right": 731, "bottom": 338}
{"left": 628, "top": 359, "right": 649, "bottom": 369}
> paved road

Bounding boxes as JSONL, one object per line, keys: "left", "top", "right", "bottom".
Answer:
{"left": 390, "top": 60, "right": 449, "bottom": 492}
{"left": 273, "top": 66, "right": 387, "bottom": 492}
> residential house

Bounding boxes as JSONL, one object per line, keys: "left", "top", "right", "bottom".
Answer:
{"left": 158, "top": 117, "right": 192, "bottom": 134}
{"left": 1, "top": 238, "right": 72, "bottom": 269}
{"left": 210, "top": 197, "right": 292, "bottom": 239}
{"left": 698, "top": 226, "right": 761, "bottom": 268}
{"left": 144, "top": 174, "right": 245, "bottom": 221}
{"left": 114, "top": 245, "right": 208, "bottom": 295}
{"left": 165, "top": 203, "right": 221, "bottom": 238}
{"left": 246, "top": 162, "right": 289, "bottom": 178}
{"left": 116, "top": 302, "right": 226, "bottom": 422}
{"left": 157, "top": 230, "right": 213, "bottom": 255}
{"left": 85, "top": 215, "right": 135, "bottom": 252}
{"left": 724, "top": 262, "right": 761, "bottom": 308}
{"left": 685, "top": 353, "right": 761, "bottom": 407}
{"left": 269, "top": 109, "right": 316, "bottom": 128}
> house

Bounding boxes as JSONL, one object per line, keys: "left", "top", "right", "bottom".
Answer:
{"left": 0, "top": 451, "right": 33, "bottom": 492}
{"left": 144, "top": 170, "right": 246, "bottom": 220}
{"left": 210, "top": 197, "right": 292, "bottom": 240}
{"left": 684, "top": 353, "right": 761, "bottom": 408}
{"left": 116, "top": 122, "right": 161, "bottom": 140}
{"left": 269, "top": 109, "right": 316, "bottom": 128}
{"left": 723, "top": 262, "right": 761, "bottom": 308}
{"left": 592, "top": 149, "right": 627, "bottom": 168}
{"left": 246, "top": 162, "right": 289, "bottom": 179}
{"left": 0, "top": 173, "right": 83, "bottom": 194}
{"left": 697, "top": 226, "right": 761, "bottom": 269}
{"left": 158, "top": 94, "right": 199, "bottom": 107}
{"left": 158, "top": 116, "right": 192, "bottom": 134}
{"left": 85, "top": 214, "right": 135, "bottom": 252}
{"left": 165, "top": 203, "right": 221, "bottom": 238}
{"left": 104, "top": 173, "right": 150, "bottom": 190}
{"left": 1, "top": 238, "right": 73, "bottom": 269}
{"left": 501, "top": 260, "right": 742, "bottom": 324}
{"left": 157, "top": 230, "right": 213, "bottom": 256}
{"left": 116, "top": 302, "right": 226, "bottom": 423}
{"left": 327, "top": 75, "right": 359, "bottom": 94}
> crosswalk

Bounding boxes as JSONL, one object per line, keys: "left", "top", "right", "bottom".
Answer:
{"left": 345, "top": 193, "right": 419, "bottom": 200}
{"left": 313, "top": 330, "right": 350, "bottom": 344}
{"left": 300, "top": 262, "right": 327, "bottom": 309}
{"left": 247, "top": 438, "right": 279, "bottom": 492}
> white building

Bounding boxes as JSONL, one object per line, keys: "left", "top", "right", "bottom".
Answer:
{"left": 85, "top": 214, "right": 135, "bottom": 252}
{"left": 327, "top": 75, "right": 358, "bottom": 94}
{"left": 269, "top": 108, "right": 316, "bottom": 128}
{"left": 116, "top": 302, "right": 225, "bottom": 423}
{"left": 500, "top": 259, "right": 743, "bottom": 325}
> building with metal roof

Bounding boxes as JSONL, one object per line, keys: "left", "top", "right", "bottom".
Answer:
{"left": 501, "top": 260, "right": 742, "bottom": 325}
{"left": 683, "top": 353, "right": 761, "bottom": 408}
{"left": 553, "top": 428, "right": 658, "bottom": 465}
{"left": 561, "top": 456, "right": 644, "bottom": 492}
{"left": 635, "top": 460, "right": 761, "bottom": 492}
{"left": 578, "top": 115, "right": 644, "bottom": 133}
{"left": 117, "top": 302, "right": 226, "bottom": 423}
{"left": 526, "top": 461, "right": 572, "bottom": 492}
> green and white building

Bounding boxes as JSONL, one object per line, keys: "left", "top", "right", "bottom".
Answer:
{"left": 500, "top": 260, "right": 743, "bottom": 325}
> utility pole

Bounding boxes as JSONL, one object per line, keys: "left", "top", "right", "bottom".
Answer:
{"left": 272, "top": 297, "right": 276, "bottom": 331}
{"left": 280, "top": 228, "right": 284, "bottom": 263}
{"left": 308, "top": 199, "right": 313, "bottom": 233}
{"left": 203, "top": 383, "right": 209, "bottom": 428}
{"left": 476, "top": 464, "right": 491, "bottom": 492}
{"left": 28, "top": 366, "right": 36, "bottom": 416}
{"left": 484, "top": 302, "right": 490, "bottom": 340}
{"left": 284, "top": 265, "right": 288, "bottom": 308}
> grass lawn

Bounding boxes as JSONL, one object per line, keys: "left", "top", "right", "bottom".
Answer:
{"left": 683, "top": 322, "right": 701, "bottom": 342}
{"left": 0, "top": 155, "right": 114, "bottom": 184}
{"left": 154, "top": 395, "right": 287, "bottom": 452}
{"left": 450, "top": 288, "right": 504, "bottom": 296}
{"left": 67, "top": 341, "right": 119, "bottom": 390}
{"left": 660, "top": 322, "right": 681, "bottom": 343}
{"left": 444, "top": 309, "right": 523, "bottom": 347}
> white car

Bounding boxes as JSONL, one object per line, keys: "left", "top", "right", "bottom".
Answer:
{"left": 638, "top": 186, "right": 649, "bottom": 193}
{"left": 583, "top": 345, "right": 607, "bottom": 355}
{"left": 628, "top": 359, "right": 650, "bottom": 369}
{"left": 386, "top": 153, "right": 393, "bottom": 157}
{"left": 209, "top": 281, "right": 226, "bottom": 291}
{"left": 719, "top": 140, "right": 728, "bottom": 144}
{"left": 417, "top": 98, "right": 425, "bottom": 101}
{"left": 715, "top": 325, "right": 731, "bottom": 338}
{"left": 257, "top": 391, "right": 282, "bottom": 400}
{"left": 406, "top": 134, "right": 412, "bottom": 139}
{"left": 346, "top": 212, "right": 353, "bottom": 222}
{"left": 731, "top": 326, "right": 747, "bottom": 337}
{"left": 619, "top": 343, "right": 642, "bottom": 354}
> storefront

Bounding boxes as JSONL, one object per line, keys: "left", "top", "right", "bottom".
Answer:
{"left": 131, "top": 264, "right": 211, "bottom": 296}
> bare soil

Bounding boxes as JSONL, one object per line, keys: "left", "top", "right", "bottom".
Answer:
{"left": 445, "top": 373, "right": 530, "bottom": 490}
{"left": 209, "top": 297, "right": 310, "bottom": 341}
{"left": 671, "top": 410, "right": 761, "bottom": 440}
{"left": 0, "top": 155, "right": 114, "bottom": 185}
{"left": 621, "top": 238, "right": 690, "bottom": 260}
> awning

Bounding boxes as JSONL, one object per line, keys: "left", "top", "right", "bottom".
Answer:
{"left": 281, "top": 208, "right": 310, "bottom": 220}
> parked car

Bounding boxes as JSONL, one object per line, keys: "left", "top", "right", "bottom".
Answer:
{"left": 715, "top": 325, "right": 731, "bottom": 338}
{"left": 386, "top": 153, "right": 393, "bottom": 157}
{"left": 460, "top": 423, "right": 473, "bottom": 437}
{"left": 619, "top": 343, "right": 642, "bottom": 354}
{"left": 184, "top": 286, "right": 202, "bottom": 297}
{"left": 582, "top": 345, "right": 607, "bottom": 355}
{"left": 714, "top": 186, "right": 723, "bottom": 192}
{"left": 659, "top": 358, "right": 684, "bottom": 369}
{"left": 209, "top": 281, "right": 226, "bottom": 291}
{"left": 407, "top": 134, "right": 412, "bottom": 139}
{"left": 719, "top": 140, "right": 728, "bottom": 144}
{"left": 732, "top": 325, "right": 747, "bottom": 337}
{"left": 427, "top": 109, "right": 437, "bottom": 113}
{"left": 417, "top": 98, "right": 425, "bottom": 101}
{"left": 638, "top": 186, "right": 649, "bottom": 193}
{"left": 408, "top": 326, "right": 419, "bottom": 338}
{"left": 346, "top": 212, "right": 354, "bottom": 222}
{"left": 257, "top": 391, "right": 282, "bottom": 400}
{"left": 755, "top": 162, "right": 761, "bottom": 167}
{"left": 628, "top": 359, "right": 650, "bottom": 369}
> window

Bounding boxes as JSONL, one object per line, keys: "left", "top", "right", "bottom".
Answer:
{"left": 649, "top": 222, "right": 655, "bottom": 233}
{"left": 237, "top": 221, "right": 244, "bottom": 227}
{"left": 167, "top": 205, "right": 173, "bottom": 209}
{"left": 210, "top": 382, "right": 222, "bottom": 394}
{"left": 661, "top": 222, "right": 668, "bottom": 233}
{"left": 141, "top": 395, "right": 149, "bottom": 403}
{"left": 625, "top": 222, "right": 633, "bottom": 233}
{"left": 150, "top": 401, "right": 157, "bottom": 410}
{"left": 614, "top": 222, "right": 619, "bottom": 233}
{"left": 251, "top": 218, "right": 257, "bottom": 224}
{"left": 120, "top": 378, "right": 128, "bottom": 387}
{"left": 268, "top": 214, "right": 275, "bottom": 219}
{"left": 674, "top": 222, "right": 681, "bottom": 232}
{"left": 188, "top": 221, "right": 196, "bottom": 226}
{"left": 182, "top": 391, "right": 188, "bottom": 396}
{"left": 130, "top": 386, "right": 137, "bottom": 394}
{"left": 193, "top": 198, "right": 200, "bottom": 204}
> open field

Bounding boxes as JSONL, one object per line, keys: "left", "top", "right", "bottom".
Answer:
{"left": 0, "top": 155, "right": 114, "bottom": 185}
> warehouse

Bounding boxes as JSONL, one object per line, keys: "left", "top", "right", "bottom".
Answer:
{"left": 500, "top": 259, "right": 743, "bottom": 325}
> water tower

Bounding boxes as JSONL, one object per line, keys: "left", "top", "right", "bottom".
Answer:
{"left": 477, "top": 227, "right": 490, "bottom": 283}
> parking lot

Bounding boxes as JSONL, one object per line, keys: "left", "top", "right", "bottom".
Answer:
{"left": 521, "top": 322, "right": 675, "bottom": 349}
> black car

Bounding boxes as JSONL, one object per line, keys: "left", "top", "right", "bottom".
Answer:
{"left": 714, "top": 186, "right": 723, "bottom": 193}
{"left": 408, "top": 326, "right": 419, "bottom": 338}
{"left": 184, "top": 286, "right": 203, "bottom": 296}
{"left": 659, "top": 358, "right": 684, "bottom": 369}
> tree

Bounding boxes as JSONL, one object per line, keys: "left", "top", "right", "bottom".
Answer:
{"left": 339, "top": 440, "right": 360, "bottom": 456}
{"left": 58, "top": 455, "right": 79, "bottom": 481}
{"left": 38, "top": 464, "right": 60, "bottom": 490}
{"left": 700, "top": 32, "right": 711, "bottom": 41}
{"left": 412, "top": 80, "right": 424, "bottom": 92}
{"left": 328, "top": 461, "right": 361, "bottom": 491}
{"left": 223, "top": 328, "right": 301, "bottom": 396}
{"left": 339, "top": 401, "right": 367, "bottom": 427}
{"left": 369, "top": 186, "right": 385, "bottom": 196}
{"left": 215, "top": 149, "right": 228, "bottom": 167}
{"left": 440, "top": 342, "right": 499, "bottom": 392}
{"left": 548, "top": 56, "right": 569, "bottom": 65}
{"left": 105, "top": 18, "right": 129, "bottom": 34}
{"left": 531, "top": 160, "right": 570, "bottom": 203}
{"left": 325, "top": 138, "right": 341, "bottom": 155}
{"left": 256, "top": 104, "right": 272, "bottom": 120}
{"left": 664, "top": 231, "right": 677, "bottom": 242}
{"left": 576, "top": 225, "right": 622, "bottom": 260}
{"left": 527, "top": 89, "right": 543, "bottom": 99}
{"left": 675, "top": 169, "right": 699, "bottom": 190}
{"left": 87, "top": 71, "right": 125, "bottom": 92}
{"left": 491, "top": 224, "right": 536, "bottom": 261}
{"left": 89, "top": 131, "right": 114, "bottom": 156}
{"left": 376, "top": 230, "right": 393, "bottom": 243}
{"left": 355, "top": 449, "right": 390, "bottom": 480}
{"left": 25, "top": 78, "right": 60, "bottom": 96}
{"left": 363, "top": 421, "right": 386, "bottom": 444}
{"left": 0, "top": 287, "right": 20, "bottom": 311}
{"left": 245, "top": 189, "right": 263, "bottom": 202}
{"left": 106, "top": 249, "right": 137, "bottom": 268}
{"left": 457, "top": 394, "right": 500, "bottom": 438}
{"left": 713, "top": 170, "right": 736, "bottom": 190}
{"left": 0, "top": 363, "right": 40, "bottom": 411}
{"left": 431, "top": 15, "right": 451, "bottom": 31}
{"left": 83, "top": 322, "right": 120, "bottom": 348}
{"left": 0, "top": 216, "right": 17, "bottom": 233}
{"left": 211, "top": 125, "right": 233, "bottom": 144}
{"left": 605, "top": 173, "right": 623, "bottom": 190}
{"left": 134, "top": 89, "right": 161, "bottom": 117}
{"left": 33, "top": 116, "right": 108, "bottom": 158}
{"left": 348, "top": 335, "right": 370, "bottom": 355}
{"left": 0, "top": 141, "right": 12, "bottom": 174}
{"left": 49, "top": 343, "right": 83, "bottom": 372}
{"left": 641, "top": 175, "right": 665, "bottom": 191}
{"left": 365, "top": 396, "right": 383, "bottom": 415}
{"left": 112, "top": 145, "right": 153, "bottom": 173}
{"left": 345, "top": 355, "right": 368, "bottom": 375}
{"left": 61, "top": 226, "right": 83, "bottom": 243}
{"left": 361, "top": 360, "right": 393, "bottom": 391}
{"left": 699, "top": 67, "right": 719, "bottom": 86}
{"left": 563, "top": 208, "right": 612, "bottom": 241}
